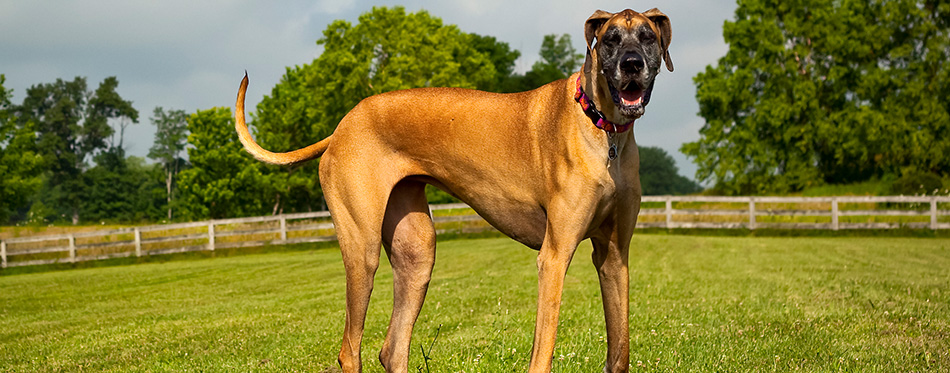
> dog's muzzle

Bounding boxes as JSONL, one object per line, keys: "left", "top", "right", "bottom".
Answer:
{"left": 606, "top": 52, "right": 652, "bottom": 118}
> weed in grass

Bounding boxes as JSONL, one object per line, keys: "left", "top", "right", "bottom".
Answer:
{"left": 416, "top": 324, "right": 442, "bottom": 373}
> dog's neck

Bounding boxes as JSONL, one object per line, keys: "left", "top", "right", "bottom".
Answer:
{"left": 573, "top": 76, "right": 634, "bottom": 134}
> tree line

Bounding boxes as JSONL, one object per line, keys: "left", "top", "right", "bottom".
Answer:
{"left": 0, "top": 6, "right": 699, "bottom": 226}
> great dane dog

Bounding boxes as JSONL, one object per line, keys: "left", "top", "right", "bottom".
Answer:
{"left": 234, "top": 8, "right": 672, "bottom": 373}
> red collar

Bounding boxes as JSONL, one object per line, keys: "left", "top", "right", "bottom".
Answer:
{"left": 573, "top": 77, "right": 634, "bottom": 133}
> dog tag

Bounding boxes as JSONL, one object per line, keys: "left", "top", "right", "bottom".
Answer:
{"left": 608, "top": 143, "right": 618, "bottom": 160}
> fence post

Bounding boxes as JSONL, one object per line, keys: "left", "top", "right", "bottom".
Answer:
{"left": 831, "top": 197, "right": 839, "bottom": 231}
{"left": 665, "top": 196, "right": 673, "bottom": 229}
{"left": 748, "top": 198, "right": 756, "bottom": 230}
{"left": 68, "top": 234, "right": 76, "bottom": 263}
{"left": 279, "top": 216, "right": 288, "bottom": 242}
{"left": 134, "top": 228, "right": 142, "bottom": 257}
{"left": 932, "top": 196, "right": 939, "bottom": 230}
{"left": 1, "top": 240, "right": 7, "bottom": 269}
{"left": 208, "top": 222, "right": 216, "bottom": 251}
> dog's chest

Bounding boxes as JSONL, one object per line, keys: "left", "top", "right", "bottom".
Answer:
{"left": 593, "top": 156, "right": 640, "bottom": 216}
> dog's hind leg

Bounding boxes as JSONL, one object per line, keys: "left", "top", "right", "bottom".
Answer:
{"left": 378, "top": 180, "right": 437, "bottom": 372}
{"left": 328, "top": 181, "right": 388, "bottom": 373}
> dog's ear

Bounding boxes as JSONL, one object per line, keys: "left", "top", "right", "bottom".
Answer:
{"left": 584, "top": 10, "right": 613, "bottom": 51}
{"left": 584, "top": 10, "right": 613, "bottom": 76}
{"left": 642, "top": 8, "right": 674, "bottom": 72}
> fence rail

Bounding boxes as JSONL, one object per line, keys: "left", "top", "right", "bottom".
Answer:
{"left": 2, "top": 197, "right": 948, "bottom": 268}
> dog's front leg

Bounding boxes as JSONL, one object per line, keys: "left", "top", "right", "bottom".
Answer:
{"left": 591, "top": 215, "right": 635, "bottom": 373}
{"left": 528, "top": 202, "right": 591, "bottom": 373}
{"left": 529, "top": 237, "right": 578, "bottom": 373}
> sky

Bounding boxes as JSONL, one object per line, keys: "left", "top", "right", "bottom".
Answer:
{"left": 0, "top": 0, "right": 737, "bottom": 181}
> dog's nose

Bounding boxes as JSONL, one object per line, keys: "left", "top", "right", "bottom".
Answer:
{"left": 619, "top": 53, "right": 645, "bottom": 73}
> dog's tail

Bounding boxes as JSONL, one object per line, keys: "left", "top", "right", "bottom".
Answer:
{"left": 234, "top": 73, "right": 331, "bottom": 166}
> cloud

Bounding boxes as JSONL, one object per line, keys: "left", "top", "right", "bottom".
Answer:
{"left": 312, "top": 0, "right": 357, "bottom": 15}
{"left": 454, "top": 0, "right": 507, "bottom": 16}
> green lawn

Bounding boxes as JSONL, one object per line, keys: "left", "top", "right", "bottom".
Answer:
{"left": 1, "top": 235, "right": 948, "bottom": 372}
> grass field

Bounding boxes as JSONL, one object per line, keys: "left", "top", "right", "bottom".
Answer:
{"left": 1, "top": 235, "right": 948, "bottom": 372}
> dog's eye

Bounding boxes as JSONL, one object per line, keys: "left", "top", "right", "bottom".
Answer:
{"left": 640, "top": 30, "right": 657, "bottom": 43}
{"left": 601, "top": 33, "right": 621, "bottom": 47}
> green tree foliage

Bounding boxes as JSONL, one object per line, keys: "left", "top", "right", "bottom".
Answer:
{"left": 318, "top": 6, "right": 498, "bottom": 103}
{"left": 0, "top": 75, "right": 45, "bottom": 223}
{"left": 503, "top": 34, "right": 585, "bottom": 92}
{"left": 253, "top": 6, "right": 514, "bottom": 211}
{"left": 468, "top": 34, "right": 521, "bottom": 92}
{"left": 16, "top": 77, "right": 88, "bottom": 223}
{"left": 12, "top": 76, "right": 138, "bottom": 223}
{"left": 177, "top": 108, "right": 267, "bottom": 220}
{"left": 537, "top": 34, "right": 585, "bottom": 77}
{"left": 639, "top": 146, "right": 703, "bottom": 195}
{"left": 80, "top": 76, "right": 144, "bottom": 223}
{"left": 89, "top": 77, "right": 139, "bottom": 151}
{"left": 683, "top": 0, "right": 950, "bottom": 195}
{"left": 251, "top": 63, "right": 325, "bottom": 214}
{"left": 148, "top": 107, "right": 189, "bottom": 220}
{"left": 82, "top": 152, "right": 164, "bottom": 223}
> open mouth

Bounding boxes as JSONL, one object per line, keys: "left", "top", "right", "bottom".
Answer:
{"left": 608, "top": 81, "right": 647, "bottom": 117}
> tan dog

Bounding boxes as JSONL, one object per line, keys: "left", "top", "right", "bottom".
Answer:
{"left": 235, "top": 8, "right": 672, "bottom": 373}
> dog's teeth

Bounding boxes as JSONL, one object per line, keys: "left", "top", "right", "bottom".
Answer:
{"left": 622, "top": 96, "right": 642, "bottom": 107}
{"left": 619, "top": 89, "right": 643, "bottom": 107}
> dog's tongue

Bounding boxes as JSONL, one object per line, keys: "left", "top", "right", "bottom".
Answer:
{"left": 619, "top": 89, "right": 644, "bottom": 106}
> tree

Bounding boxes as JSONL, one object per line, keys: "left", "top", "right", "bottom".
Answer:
{"left": 683, "top": 0, "right": 950, "bottom": 195}
{"left": 638, "top": 146, "right": 703, "bottom": 195}
{"left": 80, "top": 76, "right": 141, "bottom": 222}
{"left": 16, "top": 77, "right": 87, "bottom": 223}
{"left": 148, "top": 107, "right": 189, "bottom": 220}
{"left": 252, "top": 6, "right": 512, "bottom": 212}
{"left": 318, "top": 6, "right": 498, "bottom": 103}
{"left": 537, "top": 34, "right": 585, "bottom": 77}
{"left": 82, "top": 152, "right": 164, "bottom": 223}
{"left": 12, "top": 76, "right": 138, "bottom": 223}
{"left": 467, "top": 34, "right": 521, "bottom": 92}
{"left": 251, "top": 65, "right": 325, "bottom": 215}
{"left": 88, "top": 77, "right": 139, "bottom": 151}
{"left": 177, "top": 107, "right": 267, "bottom": 220}
{"left": 0, "top": 75, "right": 45, "bottom": 223}
{"left": 502, "top": 34, "right": 585, "bottom": 92}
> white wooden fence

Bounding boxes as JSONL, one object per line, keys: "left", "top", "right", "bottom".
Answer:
{"left": 2, "top": 196, "right": 948, "bottom": 269}
{"left": 636, "top": 195, "right": 949, "bottom": 230}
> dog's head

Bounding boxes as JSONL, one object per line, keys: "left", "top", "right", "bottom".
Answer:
{"left": 583, "top": 9, "right": 673, "bottom": 123}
